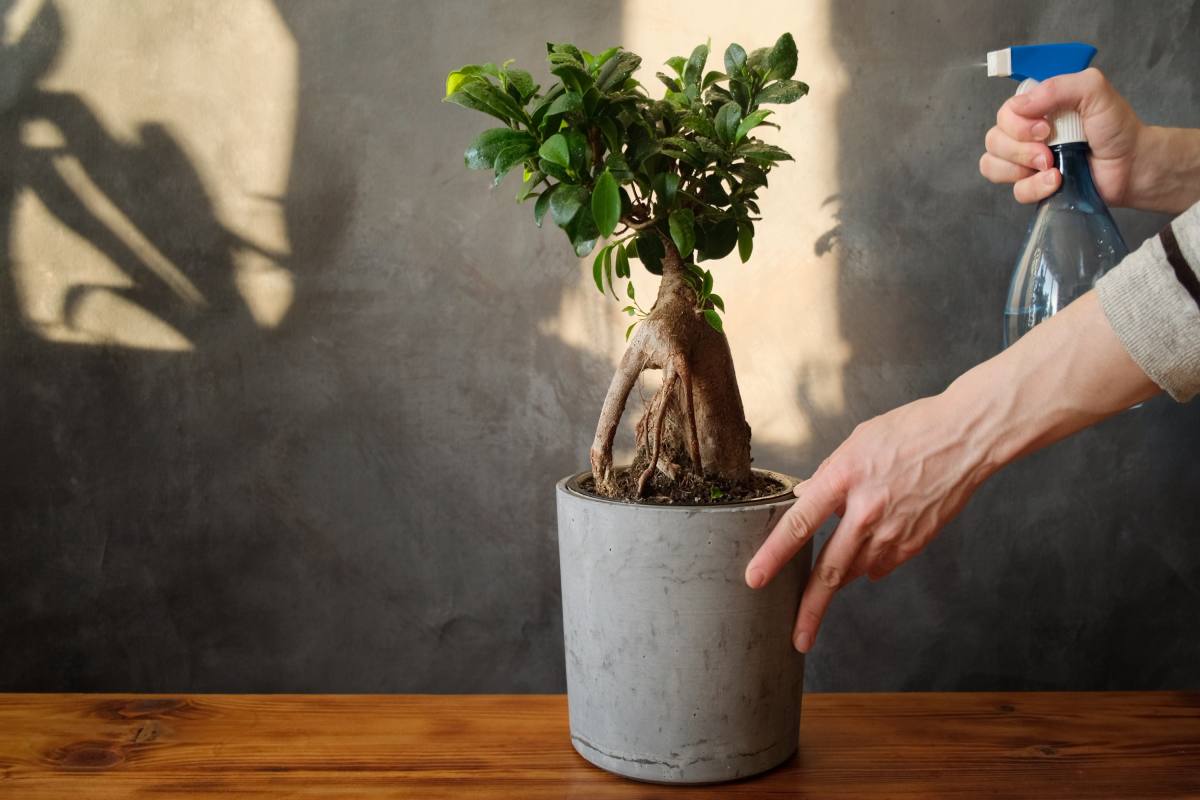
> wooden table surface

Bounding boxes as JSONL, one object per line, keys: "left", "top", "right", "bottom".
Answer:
{"left": 1, "top": 692, "right": 1198, "bottom": 798}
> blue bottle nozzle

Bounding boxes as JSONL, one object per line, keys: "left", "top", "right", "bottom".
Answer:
{"left": 986, "top": 42, "right": 1096, "bottom": 82}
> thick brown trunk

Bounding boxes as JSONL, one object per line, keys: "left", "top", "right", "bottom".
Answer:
{"left": 590, "top": 239, "right": 752, "bottom": 497}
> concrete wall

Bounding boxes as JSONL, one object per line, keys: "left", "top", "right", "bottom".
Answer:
{"left": 1, "top": 0, "right": 1196, "bottom": 692}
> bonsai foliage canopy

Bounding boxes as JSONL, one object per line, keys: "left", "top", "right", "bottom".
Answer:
{"left": 444, "top": 34, "right": 806, "bottom": 335}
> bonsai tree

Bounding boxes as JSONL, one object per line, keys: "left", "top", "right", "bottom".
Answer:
{"left": 444, "top": 35, "right": 807, "bottom": 500}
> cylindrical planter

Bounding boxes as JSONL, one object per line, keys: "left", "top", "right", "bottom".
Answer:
{"left": 556, "top": 469, "right": 812, "bottom": 784}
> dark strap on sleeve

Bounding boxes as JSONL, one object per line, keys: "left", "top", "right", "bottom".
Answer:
{"left": 1160, "top": 223, "right": 1200, "bottom": 310}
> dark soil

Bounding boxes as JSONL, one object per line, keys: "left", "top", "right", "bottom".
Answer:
{"left": 577, "top": 462, "right": 787, "bottom": 506}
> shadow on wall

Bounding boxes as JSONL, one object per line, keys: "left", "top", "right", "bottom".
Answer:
{"left": 792, "top": 0, "right": 1200, "bottom": 691}
{"left": 0, "top": 0, "right": 622, "bottom": 692}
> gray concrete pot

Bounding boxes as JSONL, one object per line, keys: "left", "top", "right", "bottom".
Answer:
{"left": 556, "top": 469, "right": 811, "bottom": 784}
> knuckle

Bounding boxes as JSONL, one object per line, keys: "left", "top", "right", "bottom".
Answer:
{"left": 984, "top": 126, "right": 1000, "bottom": 152}
{"left": 817, "top": 564, "right": 844, "bottom": 590}
{"left": 783, "top": 511, "right": 813, "bottom": 545}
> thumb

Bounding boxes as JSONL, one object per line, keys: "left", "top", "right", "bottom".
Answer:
{"left": 1012, "top": 68, "right": 1109, "bottom": 119}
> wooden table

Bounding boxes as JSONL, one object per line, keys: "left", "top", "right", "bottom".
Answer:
{"left": 2, "top": 692, "right": 1198, "bottom": 797}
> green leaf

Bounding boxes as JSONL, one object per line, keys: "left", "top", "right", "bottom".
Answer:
{"left": 626, "top": 280, "right": 635, "bottom": 300}
{"left": 493, "top": 143, "right": 533, "bottom": 186}
{"left": 714, "top": 101, "right": 742, "bottom": 145}
{"left": 652, "top": 173, "right": 680, "bottom": 208}
{"left": 635, "top": 232, "right": 664, "bottom": 275}
{"left": 504, "top": 68, "right": 536, "bottom": 100}
{"left": 737, "top": 221, "right": 754, "bottom": 262}
{"left": 596, "top": 51, "right": 641, "bottom": 90}
{"left": 656, "top": 72, "right": 682, "bottom": 92}
{"left": 625, "top": 321, "right": 639, "bottom": 340}
{"left": 534, "top": 189, "right": 553, "bottom": 227}
{"left": 703, "top": 309, "right": 724, "bottom": 333}
{"left": 605, "top": 152, "right": 633, "bottom": 183}
{"left": 564, "top": 129, "right": 589, "bottom": 171}
{"left": 567, "top": 207, "right": 599, "bottom": 256}
{"left": 539, "top": 134, "right": 571, "bottom": 168}
{"left": 516, "top": 171, "right": 544, "bottom": 202}
{"left": 708, "top": 293, "right": 725, "bottom": 312}
{"left": 723, "top": 43, "right": 747, "bottom": 76}
{"left": 592, "top": 46, "right": 620, "bottom": 71}
{"left": 592, "top": 244, "right": 609, "bottom": 294}
{"left": 591, "top": 170, "right": 621, "bottom": 238}
{"left": 738, "top": 141, "right": 794, "bottom": 162}
{"left": 545, "top": 90, "right": 582, "bottom": 116}
{"left": 710, "top": 485, "right": 726, "bottom": 500}
{"left": 445, "top": 85, "right": 512, "bottom": 124}
{"left": 615, "top": 243, "right": 630, "bottom": 279}
{"left": 458, "top": 77, "right": 526, "bottom": 121}
{"left": 700, "top": 217, "right": 739, "bottom": 260}
{"left": 701, "top": 269, "right": 714, "bottom": 297}
{"left": 683, "top": 42, "right": 709, "bottom": 89}
{"left": 550, "top": 184, "right": 588, "bottom": 228}
{"left": 756, "top": 79, "right": 809, "bottom": 104}
{"left": 538, "top": 157, "right": 571, "bottom": 183}
{"left": 665, "top": 55, "right": 687, "bottom": 76}
{"left": 465, "top": 128, "right": 534, "bottom": 170}
{"left": 669, "top": 208, "right": 695, "bottom": 257}
{"left": 702, "top": 70, "right": 726, "bottom": 89}
{"left": 766, "top": 32, "right": 798, "bottom": 81}
{"left": 445, "top": 64, "right": 500, "bottom": 97}
{"left": 604, "top": 245, "right": 617, "bottom": 299}
{"left": 734, "top": 109, "right": 773, "bottom": 143}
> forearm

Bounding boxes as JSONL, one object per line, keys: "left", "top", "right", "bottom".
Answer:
{"left": 1129, "top": 126, "right": 1200, "bottom": 214}
{"left": 940, "top": 291, "right": 1159, "bottom": 477}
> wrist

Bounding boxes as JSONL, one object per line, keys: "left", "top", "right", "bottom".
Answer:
{"left": 936, "top": 361, "right": 1024, "bottom": 486}
{"left": 1128, "top": 125, "right": 1200, "bottom": 213}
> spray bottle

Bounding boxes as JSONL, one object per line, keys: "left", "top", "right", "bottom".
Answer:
{"left": 987, "top": 42, "right": 1129, "bottom": 347}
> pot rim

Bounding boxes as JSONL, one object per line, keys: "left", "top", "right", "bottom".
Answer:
{"left": 558, "top": 467, "right": 799, "bottom": 510}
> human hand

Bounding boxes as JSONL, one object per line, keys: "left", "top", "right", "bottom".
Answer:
{"left": 979, "top": 68, "right": 1143, "bottom": 206}
{"left": 744, "top": 393, "right": 996, "bottom": 653}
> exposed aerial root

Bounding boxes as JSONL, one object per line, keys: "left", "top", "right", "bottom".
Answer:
{"left": 637, "top": 361, "right": 679, "bottom": 497}
{"left": 673, "top": 352, "right": 702, "bottom": 475}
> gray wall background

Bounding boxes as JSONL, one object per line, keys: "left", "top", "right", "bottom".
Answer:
{"left": 1, "top": 0, "right": 1197, "bottom": 693}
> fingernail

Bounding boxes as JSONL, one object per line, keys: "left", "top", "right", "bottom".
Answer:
{"left": 1032, "top": 121, "right": 1051, "bottom": 140}
{"left": 1041, "top": 169, "right": 1058, "bottom": 185}
{"left": 1034, "top": 153, "right": 1049, "bottom": 170}
{"left": 794, "top": 631, "right": 812, "bottom": 653}
{"left": 746, "top": 568, "right": 766, "bottom": 589}
{"left": 1011, "top": 94, "right": 1031, "bottom": 110}
{"left": 792, "top": 480, "right": 807, "bottom": 497}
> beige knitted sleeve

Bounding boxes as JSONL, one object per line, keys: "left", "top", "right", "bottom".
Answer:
{"left": 1096, "top": 201, "right": 1200, "bottom": 402}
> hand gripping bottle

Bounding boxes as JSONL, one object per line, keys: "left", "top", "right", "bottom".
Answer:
{"left": 987, "top": 43, "right": 1129, "bottom": 347}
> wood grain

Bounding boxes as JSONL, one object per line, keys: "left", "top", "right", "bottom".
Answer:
{"left": 1, "top": 692, "right": 1198, "bottom": 798}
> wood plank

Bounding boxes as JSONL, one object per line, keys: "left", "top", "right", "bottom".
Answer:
{"left": 0, "top": 692, "right": 1197, "bottom": 798}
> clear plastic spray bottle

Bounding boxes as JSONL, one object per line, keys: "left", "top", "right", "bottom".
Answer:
{"left": 987, "top": 43, "right": 1129, "bottom": 348}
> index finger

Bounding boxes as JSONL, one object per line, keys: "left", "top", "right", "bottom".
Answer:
{"left": 745, "top": 472, "right": 843, "bottom": 589}
{"left": 997, "top": 98, "right": 1052, "bottom": 143}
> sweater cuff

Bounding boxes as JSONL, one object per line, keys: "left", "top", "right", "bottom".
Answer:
{"left": 1096, "top": 202, "right": 1200, "bottom": 402}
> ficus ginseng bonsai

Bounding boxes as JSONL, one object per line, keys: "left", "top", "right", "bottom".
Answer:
{"left": 445, "top": 34, "right": 807, "bottom": 500}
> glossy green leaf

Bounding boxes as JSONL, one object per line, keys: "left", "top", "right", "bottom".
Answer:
{"left": 683, "top": 42, "right": 709, "bottom": 88}
{"left": 636, "top": 232, "right": 664, "bottom": 275}
{"left": 504, "top": 68, "right": 536, "bottom": 100}
{"left": 564, "top": 129, "right": 589, "bottom": 171}
{"left": 626, "top": 280, "right": 635, "bottom": 300}
{"left": 464, "top": 128, "right": 534, "bottom": 170}
{"left": 493, "top": 143, "right": 533, "bottom": 186}
{"left": 615, "top": 244, "right": 630, "bottom": 279}
{"left": 714, "top": 101, "right": 742, "bottom": 144}
{"left": 723, "top": 43, "right": 747, "bottom": 76}
{"left": 737, "top": 221, "right": 754, "bottom": 262}
{"left": 738, "top": 141, "right": 794, "bottom": 162}
{"left": 703, "top": 309, "right": 724, "bottom": 333}
{"left": 756, "top": 79, "right": 809, "bottom": 104}
{"left": 665, "top": 55, "right": 687, "bottom": 76}
{"left": 545, "top": 90, "right": 582, "bottom": 116}
{"left": 591, "top": 170, "right": 620, "bottom": 237}
{"left": 652, "top": 173, "right": 680, "bottom": 207}
{"left": 534, "top": 190, "right": 552, "bottom": 227}
{"left": 708, "top": 293, "right": 725, "bottom": 312}
{"left": 669, "top": 208, "right": 695, "bottom": 257}
{"left": 734, "top": 109, "right": 773, "bottom": 143}
{"left": 539, "top": 134, "right": 571, "bottom": 168}
{"left": 550, "top": 184, "right": 588, "bottom": 228}
{"left": 625, "top": 321, "right": 639, "bottom": 340}
{"left": 701, "top": 217, "right": 739, "bottom": 260}
{"left": 592, "top": 244, "right": 609, "bottom": 294}
{"left": 766, "top": 32, "right": 797, "bottom": 81}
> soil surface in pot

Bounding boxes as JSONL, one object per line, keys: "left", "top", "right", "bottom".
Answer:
{"left": 577, "top": 460, "right": 787, "bottom": 505}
